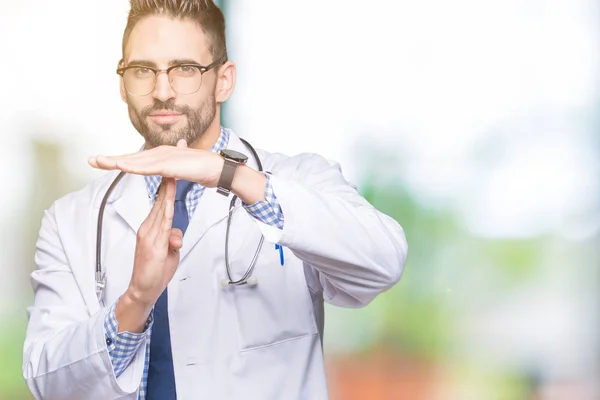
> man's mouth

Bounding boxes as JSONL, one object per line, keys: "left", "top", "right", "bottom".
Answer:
{"left": 148, "top": 112, "right": 184, "bottom": 124}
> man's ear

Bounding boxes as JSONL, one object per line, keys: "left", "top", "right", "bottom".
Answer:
{"left": 215, "top": 61, "right": 236, "bottom": 103}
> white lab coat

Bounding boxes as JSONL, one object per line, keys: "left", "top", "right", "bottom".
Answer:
{"left": 22, "top": 132, "right": 408, "bottom": 400}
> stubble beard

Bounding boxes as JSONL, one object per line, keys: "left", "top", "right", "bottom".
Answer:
{"left": 128, "top": 95, "right": 217, "bottom": 148}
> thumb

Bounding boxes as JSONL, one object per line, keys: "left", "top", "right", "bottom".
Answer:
{"left": 176, "top": 139, "right": 188, "bottom": 149}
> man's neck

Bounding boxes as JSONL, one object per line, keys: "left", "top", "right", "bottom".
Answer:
{"left": 187, "top": 106, "right": 223, "bottom": 150}
{"left": 188, "top": 123, "right": 221, "bottom": 151}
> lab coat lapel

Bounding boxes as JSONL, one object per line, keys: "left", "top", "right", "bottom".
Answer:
{"left": 178, "top": 186, "right": 229, "bottom": 262}
{"left": 110, "top": 173, "right": 152, "bottom": 234}
{"left": 179, "top": 133, "right": 261, "bottom": 262}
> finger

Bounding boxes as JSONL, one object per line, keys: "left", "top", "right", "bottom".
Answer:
{"left": 88, "top": 149, "right": 146, "bottom": 169}
{"left": 94, "top": 157, "right": 167, "bottom": 176}
{"left": 113, "top": 161, "right": 163, "bottom": 176}
{"left": 88, "top": 157, "right": 99, "bottom": 169}
{"left": 155, "top": 178, "right": 177, "bottom": 246}
{"left": 106, "top": 145, "right": 172, "bottom": 163}
{"left": 169, "top": 228, "right": 183, "bottom": 250}
{"left": 89, "top": 148, "right": 154, "bottom": 166}
{"left": 145, "top": 178, "right": 168, "bottom": 235}
{"left": 88, "top": 155, "right": 118, "bottom": 170}
{"left": 89, "top": 156, "right": 147, "bottom": 173}
{"left": 101, "top": 148, "right": 158, "bottom": 162}
{"left": 91, "top": 147, "right": 171, "bottom": 173}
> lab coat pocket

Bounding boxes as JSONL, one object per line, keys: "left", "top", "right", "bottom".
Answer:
{"left": 168, "top": 276, "right": 217, "bottom": 365}
{"left": 228, "top": 240, "right": 319, "bottom": 351}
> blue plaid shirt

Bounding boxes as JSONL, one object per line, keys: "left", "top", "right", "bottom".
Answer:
{"left": 103, "top": 127, "right": 283, "bottom": 399}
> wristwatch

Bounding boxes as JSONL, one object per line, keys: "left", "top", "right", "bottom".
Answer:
{"left": 216, "top": 148, "right": 248, "bottom": 196}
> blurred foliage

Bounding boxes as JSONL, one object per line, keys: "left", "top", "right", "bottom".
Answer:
{"left": 356, "top": 175, "right": 548, "bottom": 359}
{"left": 23, "top": 139, "right": 83, "bottom": 271}
{"left": 319, "top": 161, "right": 576, "bottom": 398}
{"left": 358, "top": 178, "right": 456, "bottom": 359}
{"left": 0, "top": 319, "right": 30, "bottom": 400}
{"left": 0, "top": 138, "right": 84, "bottom": 400}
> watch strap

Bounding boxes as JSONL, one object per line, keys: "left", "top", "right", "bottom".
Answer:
{"left": 216, "top": 158, "right": 238, "bottom": 196}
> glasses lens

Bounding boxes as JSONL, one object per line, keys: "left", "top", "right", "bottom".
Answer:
{"left": 169, "top": 66, "right": 203, "bottom": 95}
{"left": 123, "top": 67, "right": 156, "bottom": 96}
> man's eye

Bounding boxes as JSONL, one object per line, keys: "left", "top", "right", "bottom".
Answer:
{"left": 175, "top": 66, "right": 198, "bottom": 75}
{"left": 134, "top": 67, "right": 153, "bottom": 76}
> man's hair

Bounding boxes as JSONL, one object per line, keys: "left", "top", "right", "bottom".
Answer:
{"left": 122, "top": 0, "right": 227, "bottom": 63}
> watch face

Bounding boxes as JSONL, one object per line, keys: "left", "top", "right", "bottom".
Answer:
{"left": 220, "top": 149, "right": 248, "bottom": 163}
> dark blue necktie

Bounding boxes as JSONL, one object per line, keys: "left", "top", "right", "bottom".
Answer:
{"left": 147, "top": 179, "right": 195, "bottom": 400}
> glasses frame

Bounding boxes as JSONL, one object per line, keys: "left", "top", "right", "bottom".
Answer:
{"left": 116, "top": 59, "right": 225, "bottom": 96}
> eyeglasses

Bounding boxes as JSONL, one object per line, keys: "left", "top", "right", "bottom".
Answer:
{"left": 116, "top": 60, "right": 224, "bottom": 96}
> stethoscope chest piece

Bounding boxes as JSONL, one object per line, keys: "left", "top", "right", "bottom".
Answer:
{"left": 220, "top": 276, "right": 258, "bottom": 288}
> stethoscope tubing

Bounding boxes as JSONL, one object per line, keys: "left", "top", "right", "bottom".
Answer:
{"left": 95, "top": 138, "right": 264, "bottom": 304}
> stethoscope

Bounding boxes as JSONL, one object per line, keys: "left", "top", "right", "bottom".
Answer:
{"left": 95, "top": 138, "right": 264, "bottom": 306}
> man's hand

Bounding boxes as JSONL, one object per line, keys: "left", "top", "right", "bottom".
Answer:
{"left": 88, "top": 139, "right": 268, "bottom": 204}
{"left": 115, "top": 176, "right": 182, "bottom": 333}
{"left": 88, "top": 139, "right": 224, "bottom": 188}
{"left": 128, "top": 176, "right": 182, "bottom": 304}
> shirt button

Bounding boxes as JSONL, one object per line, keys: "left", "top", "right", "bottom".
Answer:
{"left": 106, "top": 337, "right": 113, "bottom": 346}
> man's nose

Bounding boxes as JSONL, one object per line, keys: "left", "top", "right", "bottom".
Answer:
{"left": 152, "top": 71, "right": 176, "bottom": 102}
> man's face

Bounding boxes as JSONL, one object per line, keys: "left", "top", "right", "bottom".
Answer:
{"left": 121, "top": 15, "right": 218, "bottom": 148}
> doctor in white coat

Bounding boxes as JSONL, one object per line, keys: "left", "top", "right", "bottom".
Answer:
{"left": 22, "top": 1, "right": 408, "bottom": 399}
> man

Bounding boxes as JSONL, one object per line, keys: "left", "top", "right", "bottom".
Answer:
{"left": 22, "top": 1, "right": 408, "bottom": 399}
